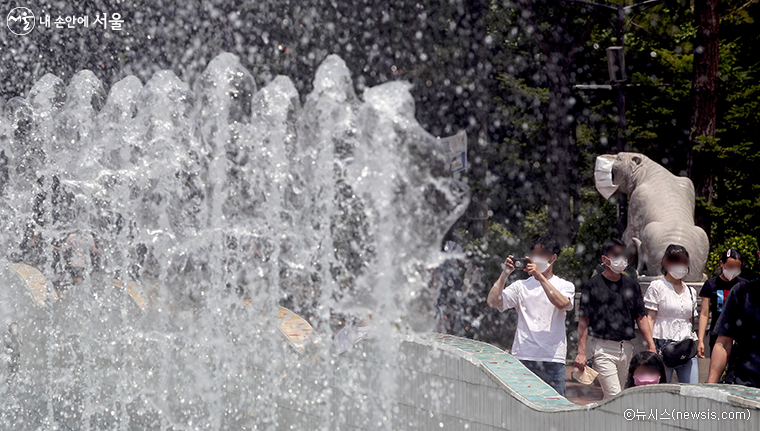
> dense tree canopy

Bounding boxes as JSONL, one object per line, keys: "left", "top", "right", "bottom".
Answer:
{"left": 453, "top": 0, "right": 760, "bottom": 288}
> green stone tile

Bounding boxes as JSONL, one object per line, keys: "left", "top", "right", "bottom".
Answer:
{"left": 421, "top": 333, "right": 575, "bottom": 409}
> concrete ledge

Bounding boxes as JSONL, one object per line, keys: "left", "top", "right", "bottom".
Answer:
{"left": 412, "top": 333, "right": 576, "bottom": 411}
{"left": 326, "top": 333, "right": 760, "bottom": 430}
{"left": 414, "top": 333, "right": 760, "bottom": 407}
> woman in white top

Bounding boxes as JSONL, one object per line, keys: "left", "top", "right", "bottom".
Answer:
{"left": 643, "top": 244, "right": 699, "bottom": 383}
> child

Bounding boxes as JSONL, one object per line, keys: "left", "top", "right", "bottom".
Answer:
{"left": 626, "top": 351, "right": 667, "bottom": 388}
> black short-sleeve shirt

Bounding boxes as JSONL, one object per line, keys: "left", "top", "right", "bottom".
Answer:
{"left": 699, "top": 275, "right": 748, "bottom": 333}
{"left": 579, "top": 273, "right": 648, "bottom": 341}
{"left": 712, "top": 279, "right": 760, "bottom": 388}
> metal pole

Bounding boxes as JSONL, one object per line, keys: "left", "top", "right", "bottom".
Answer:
{"left": 615, "top": 4, "right": 626, "bottom": 154}
{"left": 616, "top": 3, "right": 628, "bottom": 236}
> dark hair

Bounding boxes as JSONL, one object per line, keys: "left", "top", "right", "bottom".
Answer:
{"left": 661, "top": 244, "right": 690, "bottom": 275}
{"left": 529, "top": 235, "right": 561, "bottom": 257}
{"left": 601, "top": 238, "right": 626, "bottom": 257}
{"left": 720, "top": 248, "right": 743, "bottom": 265}
{"left": 625, "top": 351, "right": 667, "bottom": 389}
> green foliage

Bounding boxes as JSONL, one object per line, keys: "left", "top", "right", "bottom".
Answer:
{"left": 553, "top": 245, "right": 584, "bottom": 286}
{"left": 461, "top": 221, "right": 520, "bottom": 288}
{"left": 706, "top": 235, "right": 759, "bottom": 276}
{"left": 463, "top": 195, "right": 617, "bottom": 291}
{"left": 554, "top": 194, "right": 619, "bottom": 288}
{"left": 461, "top": 0, "right": 759, "bottom": 287}
{"left": 688, "top": 39, "right": 760, "bottom": 246}
{"left": 521, "top": 208, "right": 548, "bottom": 241}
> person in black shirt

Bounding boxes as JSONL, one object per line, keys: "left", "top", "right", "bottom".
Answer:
{"left": 574, "top": 239, "right": 656, "bottom": 398}
{"left": 708, "top": 276, "right": 760, "bottom": 387}
{"left": 698, "top": 249, "right": 748, "bottom": 361}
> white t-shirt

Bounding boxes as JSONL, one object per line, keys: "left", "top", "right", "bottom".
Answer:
{"left": 498, "top": 274, "right": 575, "bottom": 363}
{"left": 643, "top": 278, "right": 698, "bottom": 341}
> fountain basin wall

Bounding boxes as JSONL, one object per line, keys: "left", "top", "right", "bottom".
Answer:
{"left": 282, "top": 333, "right": 760, "bottom": 431}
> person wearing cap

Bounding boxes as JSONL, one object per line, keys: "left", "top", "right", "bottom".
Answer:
{"left": 708, "top": 242, "right": 760, "bottom": 388}
{"left": 574, "top": 238, "right": 656, "bottom": 398}
{"left": 697, "top": 248, "right": 749, "bottom": 383}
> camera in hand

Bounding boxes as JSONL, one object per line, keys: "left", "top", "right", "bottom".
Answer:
{"left": 512, "top": 257, "right": 530, "bottom": 269}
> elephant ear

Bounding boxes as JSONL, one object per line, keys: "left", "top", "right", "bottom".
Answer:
{"left": 630, "top": 154, "right": 646, "bottom": 180}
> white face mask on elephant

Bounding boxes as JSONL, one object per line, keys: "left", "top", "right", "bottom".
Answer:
{"left": 594, "top": 156, "right": 619, "bottom": 200}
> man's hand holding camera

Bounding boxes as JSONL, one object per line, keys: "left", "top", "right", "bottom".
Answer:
{"left": 524, "top": 256, "right": 546, "bottom": 281}
{"left": 488, "top": 255, "right": 517, "bottom": 309}
{"left": 501, "top": 255, "right": 516, "bottom": 275}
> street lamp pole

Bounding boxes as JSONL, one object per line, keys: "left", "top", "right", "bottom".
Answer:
{"left": 564, "top": 0, "right": 665, "bottom": 236}
{"left": 615, "top": 3, "right": 626, "bottom": 155}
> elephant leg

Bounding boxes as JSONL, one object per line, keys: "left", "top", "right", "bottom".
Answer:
{"left": 622, "top": 227, "right": 635, "bottom": 248}
{"left": 686, "top": 225, "right": 710, "bottom": 282}
{"left": 630, "top": 238, "right": 642, "bottom": 274}
{"left": 639, "top": 222, "right": 667, "bottom": 277}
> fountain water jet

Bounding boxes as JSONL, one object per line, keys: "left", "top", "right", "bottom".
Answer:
{"left": 0, "top": 51, "right": 468, "bottom": 430}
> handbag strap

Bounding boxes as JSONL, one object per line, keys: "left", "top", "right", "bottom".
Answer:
{"left": 686, "top": 281, "right": 695, "bottom": 330}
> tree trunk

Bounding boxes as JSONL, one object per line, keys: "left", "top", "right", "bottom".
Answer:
{"left": 688, "top": 0, "right": 719, "bottom": 235}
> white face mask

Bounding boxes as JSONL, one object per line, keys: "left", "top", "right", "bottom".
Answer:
{"left": 605, "top": 256, "right": 628, "bottom": 274}
{"left": 668, "top": 264, "right": 689, "bottom": 280}
{"left": 531, "top": 256, "right": 553, "bottom": 273}
{"left": 723, "top": 268, "right": 741, "bottom": 282}
{"left": 594, "top": 156, "right": 619, "bottom": 200}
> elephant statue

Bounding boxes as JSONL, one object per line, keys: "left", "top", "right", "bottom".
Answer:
{"left": 595, "top": 152, "right": 709, "bottom": 282}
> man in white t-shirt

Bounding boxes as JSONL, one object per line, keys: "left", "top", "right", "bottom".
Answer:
{"left": 487, "top": 235, "right": 575, "bottom": 396}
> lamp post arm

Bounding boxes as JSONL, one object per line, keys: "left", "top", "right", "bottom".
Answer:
{"left": 624, "top": 0, "right": 667, "bottom": 34}
{"left": 561, "top": 0, "right": 617, "bottom": 30}
{"left": 562, "top": 0, "right": 616, "bottom": 11}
